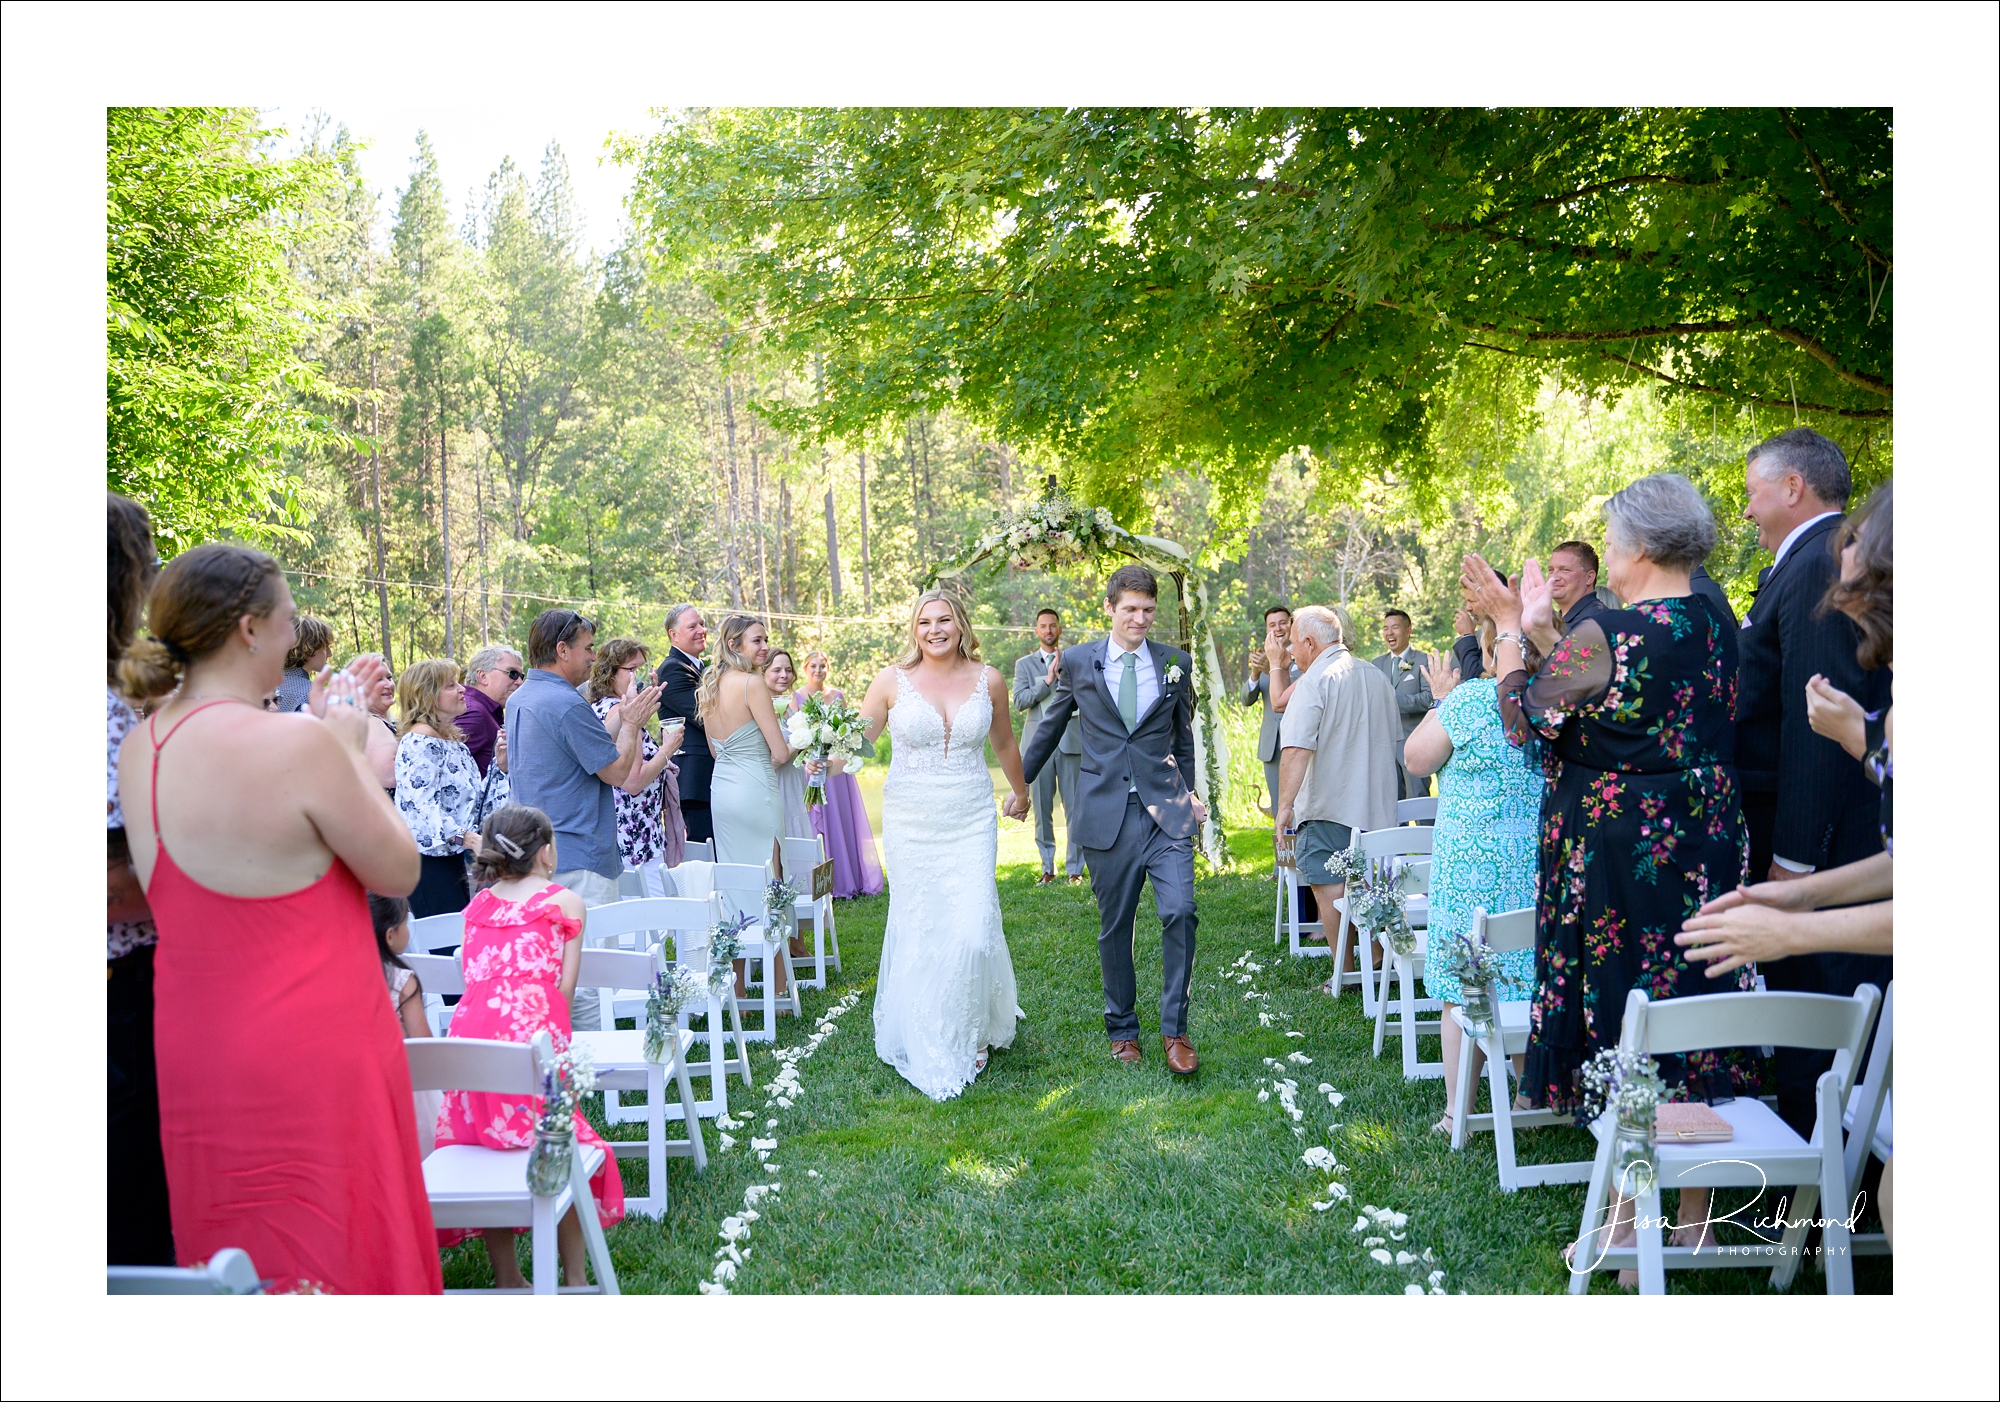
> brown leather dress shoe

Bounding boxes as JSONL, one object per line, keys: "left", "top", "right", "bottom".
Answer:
{"left": 1110, "top": 1039, "right": 1142, "bottom": 1064}
{"left": 1067, "top": 874, "right": 1086, "bottom": 886}
{"left": 1163, "top": 1035, "right": 1199, "bottom": 1075}
{"left": 1036, "top": 871, "right": 1057, "bottom": 887}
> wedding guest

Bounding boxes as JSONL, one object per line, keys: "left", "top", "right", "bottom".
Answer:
{"left": 348, "top": 650, "right": 401, "bottom": 791}
{"left": 765, "top": 648, "right": 817, "bottom": 842}
{"left": 654, "top": 604, "right": 715, "bottom": 844}
{"left": 1402, "top": 620, "right": 1543, "bottom": 1134}
{"left": 507, "top": 610, "right": 656, "bottom": 1034}
{"left": 1465, "top": 472, "right": 1749, "bottom": 1264}
{"left": 460, "top": 644, "right": 524, "bottom": 776}
{"left": 395, "top": 659, "right": 510, "bottom": 918}
{"left": 1238, "top": 604, "right": 1297, "bottom": 818}
{"left": 118, "top": 543, "right": 437, "bottom": 1293}
{"left": 1547, "top": 540, "right": 1610, "bottom": 635}
{"left": 436, "top": 804, "right": 623, "bottom": 1289}
{"left": 106, "top": 492, "right": 172, "bottom": 1267}
{"left": 701, "top": 613, "right": 798, "bottom": 995}
{"left": 370, "top": 892, "right": 441, "bottom": 1156}
{"left": 1690, "top": 562, "right": 1738, "bottom": 630}
{"left": 1371, "top": 608, "right": 1433, "bottom": 799}
{"left": 1734, "top": 427, "right": 1890, "bottom": 1135}
{"left": 1015, "top": 608, "right": 1085, "bottom": 883}
{"left": 1275, "top": 604, "right": 1401, "bottom": 990}
{"left": 800, "top": 650, "right": 885, "bottom": 898}
{"left": 277, "top": 614, "right": 334, "bottom": 713}
{"left": 587, "top": 639, "right": 686, "bottom": 897}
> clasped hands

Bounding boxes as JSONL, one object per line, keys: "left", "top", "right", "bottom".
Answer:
{"left": 1001, "top": 790, "right": 1031, "bottom": 821}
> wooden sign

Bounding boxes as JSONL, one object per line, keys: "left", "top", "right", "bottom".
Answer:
{"left": 811, "top": 859, "right": 836, "bottom": 901}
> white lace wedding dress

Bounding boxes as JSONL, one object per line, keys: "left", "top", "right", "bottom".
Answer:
{"left": 873, "top": 666, "right": 1021, "bottom": 1101}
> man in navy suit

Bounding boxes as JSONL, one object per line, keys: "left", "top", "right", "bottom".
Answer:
{"left": 1735, "top": 426, "right": 1891, "bottom": 1135}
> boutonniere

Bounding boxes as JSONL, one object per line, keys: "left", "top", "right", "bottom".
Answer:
{"left": 1397, "top": 659, "right": 1412, "bottom": 673}
{"left": 1164, "top": 662, "right": 1185, "bottom": 685}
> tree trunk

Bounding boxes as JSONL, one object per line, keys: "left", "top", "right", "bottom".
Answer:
{"left": 751, "top": 426, "right": 768, "bottom": 613}
{"left": 722, "top": 377, "right": 744, "bottom": 608}
{"left": 368, "top": 344, "right": 393, "bottom": 667}
{"left": 779, "top": 470, "right": 794, "bottom": 614}
{"left": 918, "top": 415, "right": 936, "bottom": 566}
{"left": 904, "top": 421, "right": 923, "bottom": 567}
{"left": 476, "top": 457, "right": 490, "bottom": 645}
{"left": 439, "top": 392, "right": 455, "bottom": 659}
{"left": 823, "top": 481, "right": 843, "bottom": 604}
{"left": 858, "top": 449, "right": 872, "bottom": 610}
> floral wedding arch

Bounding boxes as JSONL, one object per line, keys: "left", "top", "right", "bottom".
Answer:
{"left": 927, "top": 481, "right": 1233, "bottom": 868}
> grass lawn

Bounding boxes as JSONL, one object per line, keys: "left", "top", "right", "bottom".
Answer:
{"left": 441, "top": 798, "right": 1890, "bottom": 1295}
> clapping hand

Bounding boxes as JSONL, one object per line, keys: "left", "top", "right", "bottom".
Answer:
{"left": 1248, "top": 642, "right": 1269, "bottom": 677}
{"left": 1045, "top": 652, "right": 1061, "bottom": 687}
{"left": 1518, "top": 557, "right": 1557, "bottom": 641}
{"left": 1805, "top": 674, "right": 1867, "bottom": 760}
{"left": 1676, "top": 882, "right": 1816, "bottom": 976}
{"left": 493, "top": 724, "right": 509, "bottom": 773}
{"left": 316, "top": 666, "right": 372, "bottom": 752}
{"left": 1424, "top": 650, "right": 1461, "bottom": 700}
{"left": 621, "top": 682, "right": 664, "bottom": 729}
{"left": 1460, "top": 553, "right": 1521, "bottom": 630}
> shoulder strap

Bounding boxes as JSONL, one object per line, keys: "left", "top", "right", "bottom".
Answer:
{"left": 147, "top": 699, "right": 243, "bottom": 840}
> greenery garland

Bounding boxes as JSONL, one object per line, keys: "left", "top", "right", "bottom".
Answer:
{"left": 930, "top": 485, "right": 1233, "bottom": 869}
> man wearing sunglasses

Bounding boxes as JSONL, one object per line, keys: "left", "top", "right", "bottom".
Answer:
{"left": 461, "top": 644, "right": 526, "bottom": 776}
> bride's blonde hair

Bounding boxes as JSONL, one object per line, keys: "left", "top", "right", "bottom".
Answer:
{"left": 896, "top": 590, "right": 983, "bottom": 668}
{"left": 697, "top": 612, "right": 766, "bottom": 722}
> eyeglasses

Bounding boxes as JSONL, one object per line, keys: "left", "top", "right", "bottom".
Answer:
{"left": 555, "top": 611, "right": 595, "bottom": 651}
{"left": 503, "top": 668, "right": 526, "bottom": 681}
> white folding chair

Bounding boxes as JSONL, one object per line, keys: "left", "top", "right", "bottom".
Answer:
{"left": 782, "top": 834, "right": 842, "bottom": 989}
{"left": 1568, "top": 984, "right": 1881, "bottom": 1295}
{"left": 1274, "top": 858, "right": 1327, "bottom": 959}
{"left": 1397, "top": 796, "right": 1438, "bottom": 824}
{"left": 1326, "top": 825, "right": 1434, "bottom": 1017}
{"left": 1373, "top": 855, "right": 1441, "bottom": 1075}
{"left": 403, "top": 951, "right": 466, "bottom": 1037}
{"left": 1445, "top": 907, "right": 1584, "bottom": 1189}
{"left": 408, "top": 911, "right": 465, "bottom": 954}
{"left": 573, "top": 944, "right": 708, "bottom": 1218}
{"left": 582, "top": 897, "right": 698, "bottom": 1025}
{"left": 677, "top": 839, "right": 715, "bottom": 865}
{"left": 407, "top": 1031, "right": 620, "bottom": 1294}
{"left": 666, "top": 893, "right": 755, "bottom": 1111}
{"left": 1842, "top": 982, "right": 1894, "bottom": 1259}
{"left": 108, "top": 1247, "right": 262, "bottom": 1294}
{"left": 674, "top": 860, "right": 800, "bottom": 1041}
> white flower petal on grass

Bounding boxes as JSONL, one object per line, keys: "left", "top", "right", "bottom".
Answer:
{"left": 1287, "top": 1052, "right": 1312, "bottom": 1065}
{"left": 718, "top": 1216, "right": 748, "bottom": 1242}
{"left": 1285, "top": 1030, "right": 1305, "bottom": 1039}
{"left": 1352, "top": 1217, "right": 1370, "bottom": 1233}
{"left": 750, "top": 1137, "right": 778, "bottom": 1152}
{"left": 1325, "top": 1183, "right": 1350, "bottom": 1201}
{"left": 1428, "top": 1269, "right": 1446, "bottom": 1286}
{"left": 766, "top": 1119, "right": 779, "bottom": 1129}
{"left": 1363, "top": 1236, "right": 1386, "bottom": 1248}
{"left": 1390, "top": 1231, "right": 1406, "bottom": 1242}
{"left": 712, "top": 1259, "right": 738, "bottom": 1283}
{"left": 1311, "top": 1200, "right": 1336, "bottom": 1212}
{"left": 1301, "top": 1146, "right": 1337, "bottom": 1171}
{"left": 1257, "top": 1089, "right": 1270, "bottom": 1102}
{"left": 807, "top": 1169, "right": 821, "bottom": 1179}
{"left": 718, "top": 1134, "right": 737, "bottom": 1152}
{"left": 1405, "top": 1283, "right": 1424, "bottom": 1296}
{"left": 1258, "top": 1012, "right": 1273, "bottom": 1027}
{"left": 1395, "top": 1251, "right": 1416, "bottom": 1267}
{"left": 697, "top": 1280, "right": 730, "bottom": 1295}
{"left": 1369, "top": 1249, "right": 1394, "bottom": 1266}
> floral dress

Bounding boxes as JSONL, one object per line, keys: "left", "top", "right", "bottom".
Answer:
{"left": 591, "top": 697, "right": 675, "bottom": 869}
{"left": 1424, "top": 679, "right": 1543, "bottom": 1005}
{"left": 395, "top": 734, "right": 509, "bottom": 855}
{"left": 1500, "top": 595, "right": 1757, "bottom": 1112}
{"left": 432, "top": 885, "right": 624, "bottom": 1237}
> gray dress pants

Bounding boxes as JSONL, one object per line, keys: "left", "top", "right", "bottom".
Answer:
{"left": 1032, "top": 749, "right": 1085, "bottom": 876}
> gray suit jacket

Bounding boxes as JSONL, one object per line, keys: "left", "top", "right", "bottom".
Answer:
{"left": 1238, "top": 665, "right": 1300, "bottom": 764}
{"left": 1012, "top": 650, "right": 1082, "bottom": 756}
{"left": 1370, "top": 650, "right": 1433, "bottom": 741}
{"left": 1021, "top": 638, "right": 1199, "bottom": 847}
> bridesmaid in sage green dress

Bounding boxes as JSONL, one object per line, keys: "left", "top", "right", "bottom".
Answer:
{"left": 699, "top": 615, "right": 798, "bottom": 992}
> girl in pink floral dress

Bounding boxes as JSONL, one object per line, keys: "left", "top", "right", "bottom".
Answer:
{"left": 434, "top": 805, "right": 624, "bottom": 1289}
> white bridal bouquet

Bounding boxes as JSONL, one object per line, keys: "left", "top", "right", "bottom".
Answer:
{"left": 784, "top": 692, "right": 869, "bottom": 807}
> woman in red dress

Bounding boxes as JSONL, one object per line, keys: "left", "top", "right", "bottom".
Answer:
{"left": 119, "top": 545, "right": 438, "bottom": 1294}
{"left": 435, "top": 804, "right": 624, "bottom": 1289}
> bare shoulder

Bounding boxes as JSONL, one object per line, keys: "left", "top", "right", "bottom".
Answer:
{"left": 550, "top": 885, "right": 588, "bottom": 921}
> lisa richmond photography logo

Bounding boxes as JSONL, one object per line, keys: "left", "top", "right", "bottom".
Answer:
{"left": 1569, "top": 1161, "right": 1870, "bottom": 1273}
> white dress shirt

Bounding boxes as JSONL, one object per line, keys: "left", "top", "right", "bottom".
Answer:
{"left": 1102, "top": 636, "right": 1160, "bottom": 719}
{"left": 1771, "top": 511, "right": 1841, "bottom": 573}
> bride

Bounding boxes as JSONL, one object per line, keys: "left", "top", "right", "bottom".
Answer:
{"left": 857, "top": 590, "right": 1032, "bottom": 1100}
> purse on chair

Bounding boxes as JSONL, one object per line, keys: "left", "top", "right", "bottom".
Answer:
{"left": 1652, "top": 1102, "right": 1734, "bottom": 1144}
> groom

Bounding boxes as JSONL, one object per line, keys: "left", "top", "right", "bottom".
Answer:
{"left": 1018, "top": 564, "right": 1205, "bottom": 1074}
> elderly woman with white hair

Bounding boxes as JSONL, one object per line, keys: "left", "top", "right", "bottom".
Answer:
{"left": 1464, "top": 471, "right": 1754, "bottom": 1269}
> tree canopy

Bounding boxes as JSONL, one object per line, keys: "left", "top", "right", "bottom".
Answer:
{"left": 619, "top": 107, "right": 1891, "bottom": 527}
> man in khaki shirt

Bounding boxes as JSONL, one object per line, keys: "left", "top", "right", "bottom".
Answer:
{"left": 1276, "top": 605, "right": 1401, "bottom": 967}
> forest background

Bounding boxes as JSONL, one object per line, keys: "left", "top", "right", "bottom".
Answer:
{"left": 106, "top": 106, "right": 1893, "bottom": 823}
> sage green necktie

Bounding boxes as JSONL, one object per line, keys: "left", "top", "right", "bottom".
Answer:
{"left": 1118, "top": 649, "right": 1139, "bottom": 732}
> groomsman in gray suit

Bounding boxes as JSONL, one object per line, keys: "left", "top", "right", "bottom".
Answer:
{"left": 1238, "top": 603, "right": 1298, "bottom": 816}
{"left": 1013, "top": 608, "right": 1085, "bottom": 885}
{"left": 1021, "top": 564, "right": 1204, "bottom": 1075}
{"left": 1370, "top": 608, "right": 1433, "bottom": 800}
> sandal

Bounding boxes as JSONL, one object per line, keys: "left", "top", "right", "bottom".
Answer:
{"left": 1431, "top": 1113, "right": 1454, "bottom": 1136}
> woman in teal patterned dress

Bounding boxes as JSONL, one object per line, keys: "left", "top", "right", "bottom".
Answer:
{"left": 1403, "top": 616, "right": 1544, "bottom": 1134}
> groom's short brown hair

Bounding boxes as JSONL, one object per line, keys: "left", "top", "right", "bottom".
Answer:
{"left": 1105, "top": 564, "right": 1158, "bottom": 605}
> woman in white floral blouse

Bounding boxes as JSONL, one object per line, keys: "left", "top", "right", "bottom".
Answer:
{"left": 588, "top": 640, "right": 686, "bottom": 896}
{"left": 395, "top": 659, "right": 509, "bottom": 917}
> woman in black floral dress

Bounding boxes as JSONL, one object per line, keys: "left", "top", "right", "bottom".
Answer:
{"left": 1465, "top": 472, "right": 1757, "bottom": 1119}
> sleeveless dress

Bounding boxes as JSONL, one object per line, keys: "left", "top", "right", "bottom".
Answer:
{"left": 873, "top": 667, "right": 1020, "bottom": 1100}
{"left": 1423, "top": 678, "right": 1544, "bottom": 1004}
{"left": 144, "top": 701, "right": 442, "bottom": 1294}
{"left": 806, "top": 687, "right": 886, "bottom": 897}
{"left": 432, "top": 884, "right": 624, "bottom": 1239}
{"left": 710, "top": 715, "right": 782, "bottom": 871}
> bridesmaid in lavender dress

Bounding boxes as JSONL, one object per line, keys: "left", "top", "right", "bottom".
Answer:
{"left": 763, "top": 650, "right": 816, "bottom": 843}
{"left": 801, "top": 651, "right": 886, "bottom": 897}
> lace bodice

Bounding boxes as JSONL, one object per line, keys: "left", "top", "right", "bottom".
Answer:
{"left": 888, "top": 666, "right": 993, "bottom": 781}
